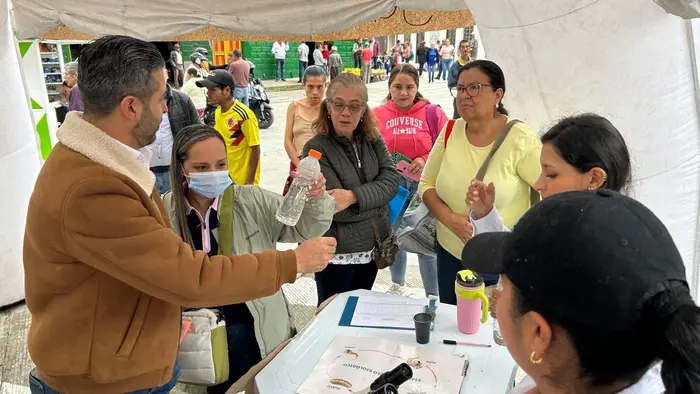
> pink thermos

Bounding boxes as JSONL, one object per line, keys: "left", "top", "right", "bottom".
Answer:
{"left": 455, "top": 270, "right": 489, "bottom": 334}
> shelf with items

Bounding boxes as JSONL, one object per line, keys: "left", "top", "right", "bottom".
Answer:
{"left": 39, "top": 42, "right": 66, "bottom": 104}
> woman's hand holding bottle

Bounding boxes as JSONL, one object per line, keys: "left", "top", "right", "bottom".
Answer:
{"left": 466, "top": 180, "right": 496, "bottom": 219}
{"left": 306, "top": 174, "right": 327, "bottom": 200}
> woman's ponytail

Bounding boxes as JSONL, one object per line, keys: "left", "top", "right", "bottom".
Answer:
{"left": 497, "top": 101, "right": 509, "bottom": 116}
{"left": 643, "top": 281, "right": 700, "bottom": 393}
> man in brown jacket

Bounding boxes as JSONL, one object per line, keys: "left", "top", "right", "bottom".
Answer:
{"left": 23, "top": 35, "right": 336, "bottom": 394}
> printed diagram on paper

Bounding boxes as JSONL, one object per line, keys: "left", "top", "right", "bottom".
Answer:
{"left": 350, "top": 296, "right": 426, "bottom": 329}
{"left": 296, "top": 336, "right": 465, "bottom": 394}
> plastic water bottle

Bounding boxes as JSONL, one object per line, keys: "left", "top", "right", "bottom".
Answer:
{"left": 492, "top": 276, "right": 505, "bottom": 346}
{"left": 275, "top": 149, "right": 322, "bottom": 226}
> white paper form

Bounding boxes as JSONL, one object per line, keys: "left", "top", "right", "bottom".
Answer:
{"left": 349, "top": 295, "right": 427, "bottom": 329}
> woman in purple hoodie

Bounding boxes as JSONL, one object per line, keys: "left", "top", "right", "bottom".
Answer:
{"left": 372, "top": 64, "right": 448, "bottom": 297}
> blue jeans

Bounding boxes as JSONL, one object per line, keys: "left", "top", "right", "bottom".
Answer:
{"left": 436, "top": 242, "right": 498, "bottom": 305}
{"left": 234, "top": 86, "right": 249, "bottom": 108}
{"left": 390, "top": 176, "right": 438, "bottom": 297}
{"left": 440, "top": 59, "right": 453, "bottom": 80}
{"left": 153, "top": 169, "right": 171, "bottom": 195}
{"left": 276, "top": 59, "right": 286, "bottom": 80}
{"left": 29, "top": 362, "right": 180, "bottom": 394}
{"left": 428, "top": 63, "right": 436, "bottom": 82}
{"left": 298, "top": 61, "right": 308, "bottom": 81}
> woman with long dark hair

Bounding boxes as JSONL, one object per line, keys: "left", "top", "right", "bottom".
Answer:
{"left": 282, "top": 65, "right": 326, "bottom": 195}
{"left": 463, "top": 190, "right": 699, "bottom": 394}
{"left": 468, "top": 113, "right": 632, "bottom": 231}
{"left": 372, "top": 64, "right": 448, "bottom": 297}
{"left": 163, "top": 124, "right": 334, "bottom": 393}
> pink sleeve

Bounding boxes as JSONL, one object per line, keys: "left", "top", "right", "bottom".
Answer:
{"left": 436, "top": 106, "right": 450, "bottom": 131}
{"left": 423, "top": 107, "right": 450, "bottom": 161}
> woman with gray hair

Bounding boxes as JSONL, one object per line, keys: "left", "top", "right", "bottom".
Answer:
{"left": 283, "top": 65, "right": 327, "bottom": 195}
{"left": 63, "top": 61, "right": 83, "bottom": 111}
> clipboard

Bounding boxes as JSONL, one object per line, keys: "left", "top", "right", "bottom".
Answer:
{"left": 338, "top": 296, "right": 425, "bottom": 330}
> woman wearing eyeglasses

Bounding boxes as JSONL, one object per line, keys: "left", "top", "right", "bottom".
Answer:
{"left": 304, "top": 73, "right": 400, "bottom": 305}
{"left": 418, "top": 60, "right": 541, "bottom": 305}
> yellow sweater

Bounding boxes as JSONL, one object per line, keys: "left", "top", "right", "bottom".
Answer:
{"left": 418, "top": 118, "right": 541, "bottom": 258}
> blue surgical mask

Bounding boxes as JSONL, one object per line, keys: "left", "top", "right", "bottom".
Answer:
{"left": 187, "top": 170, "right": 232, "bottom": 198}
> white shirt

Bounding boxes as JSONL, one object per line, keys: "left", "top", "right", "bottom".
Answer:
{"left": 147, "top": 113, "right": 173, "bottom": 168}
{"left": 272, "top": 42, "right": 290, "bottom": 59}
{"left": 510, "top": 363, "right": 664, "bottom": 394}
{"left": 117, "top": 141, "right": 152, "bottom": 171}
{"left": 174, "top": 51, "right": 183, "bottom": 66}
{"left": 298, "top": 43, "right": 309, "bottom": 61}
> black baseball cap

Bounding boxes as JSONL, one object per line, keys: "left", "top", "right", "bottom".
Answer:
{"left": 462, "top": 189, "right": 688, "bottom": 331}
{"left": 196, "top": 70, "right": 234, "bottom": 89}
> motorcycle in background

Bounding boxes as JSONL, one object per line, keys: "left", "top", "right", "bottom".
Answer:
{"left": 248, "top": 77, "right": 274, "bottom": 129}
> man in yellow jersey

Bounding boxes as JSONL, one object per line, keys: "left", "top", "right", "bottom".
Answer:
{"left": 197, "top": 70, "right": 261, "bottom": 185}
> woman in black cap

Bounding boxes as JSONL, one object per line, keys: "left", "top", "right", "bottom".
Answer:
{"left": 462, "top": 191, "right": 700, "bottom": 393}
{"left": 467, "top": 113, "right": 632, "bottom": 232}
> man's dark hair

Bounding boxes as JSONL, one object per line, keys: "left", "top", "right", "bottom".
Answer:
{"left": 78, "top": 35, "right": 165, "bottom": 116}
{"left": 232, "top": 49, "right": 242, "bottom": 58}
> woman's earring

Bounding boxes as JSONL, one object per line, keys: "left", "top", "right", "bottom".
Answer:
{"left": 530, "top": 351, "right": 543, "bottom": 364}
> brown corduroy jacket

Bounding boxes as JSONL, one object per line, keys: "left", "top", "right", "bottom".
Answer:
{"left": 23, "top": 112, "right": 297, "bottom": 394}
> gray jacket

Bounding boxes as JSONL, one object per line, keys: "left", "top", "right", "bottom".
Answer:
{"left": 304, "top": 131, "right": 399, "bottom": 254}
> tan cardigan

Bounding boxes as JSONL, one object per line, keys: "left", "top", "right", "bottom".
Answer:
{"left": 23, "top": 112, "right": 297, "bottom": 394}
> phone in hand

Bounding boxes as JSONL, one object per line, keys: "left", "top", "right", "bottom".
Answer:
{"left": 397, "top": 160, "right": 421, "bottom": 182}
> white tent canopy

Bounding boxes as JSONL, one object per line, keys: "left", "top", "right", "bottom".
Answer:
{"left": 11, "top": 0, "right": 468, "bottom": 40}
{"left": 2, "top": 0, "right": 700, "bottom": 307}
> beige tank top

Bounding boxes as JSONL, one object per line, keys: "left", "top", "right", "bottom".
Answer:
{"left": 292, "top": 103, "right": 317, "bottom": 153}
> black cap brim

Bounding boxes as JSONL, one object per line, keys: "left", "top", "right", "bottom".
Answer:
{"left": 461, "top": 232, "right": 509, "bottom": 275}
{"left": 195, "top": 79, "right": 221, "bottom": 88}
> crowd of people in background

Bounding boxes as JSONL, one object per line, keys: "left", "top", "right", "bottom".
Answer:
{"left": 27, "top": 34, "right": 700, "bottom": 394}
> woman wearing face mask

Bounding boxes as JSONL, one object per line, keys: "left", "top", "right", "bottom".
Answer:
{"left": 304, "top": 73, "right": 400, "bottom": 305}
{"left": 283, "top": 65, "right": 327, "bottom": 195}
{"left": 372, "top": 64, "right": 448, "bottom": 298}
{"left": 163, "top": 125, "right": 334, "bottom": 394}
{"left": 462, "top": 190, "right": 699, "bottom": 394}
{"left": 468, "top": 113, "right": 632, "bottom": 232}
{"left": 419, "top": 60, "right": 541, "bottom": 305}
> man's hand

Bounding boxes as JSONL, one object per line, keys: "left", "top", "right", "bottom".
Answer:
{"left": 328, "top": 189, "right": 357, "bottom": 213}
{"left": 410, "top": 157, "right": 426, "bottom": 175}
{"left": 466, "top": 180, "right": 495, "bottom": 219}
{"left": 294, "top": 237, "right": 337, "bottom": 273}
{"left": 306, "top": 173, "right": 327, "bottom": 201}
{"left": 445, "top": 212, "right": 474, "bottom": 244}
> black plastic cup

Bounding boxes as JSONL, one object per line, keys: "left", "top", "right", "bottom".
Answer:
{"left": 414, "top": 312, "right": 432, "bottom": 344}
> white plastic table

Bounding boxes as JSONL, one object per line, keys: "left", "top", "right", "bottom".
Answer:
{"left": 256, "top": 289, "right": 518, "bottom": 394}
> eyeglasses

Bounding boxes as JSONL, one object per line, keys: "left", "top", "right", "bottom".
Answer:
{"left": 328, "top": 100, "right": 365, "bottom": 114}
{"left": 450, "top": 82, "right": 492, "bottom": 98}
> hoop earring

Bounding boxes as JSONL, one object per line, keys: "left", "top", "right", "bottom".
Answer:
{"left": 530, "top": 351, "right": 543, "bottom": 364}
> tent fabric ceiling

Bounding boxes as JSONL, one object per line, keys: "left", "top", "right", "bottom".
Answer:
{"left": 654, "top": 0, "right": 700, "bottom": 18}
{"left": 32, "top": 10, "right": 475, "bottom": 42}
{"left": 10, "top": 0, "right": 469, "bottom": 41}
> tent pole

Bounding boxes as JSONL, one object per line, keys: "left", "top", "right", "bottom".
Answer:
{"left": 0, "top": 0, "right": 42, "bottom": 306}
{"left": 687, "top": 18, "right": 700, "bottom": 301}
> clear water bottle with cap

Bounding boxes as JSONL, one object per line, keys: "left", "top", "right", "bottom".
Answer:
{"left": 492, "top": 276, "right": 505, "bottom": 345}
{"left": 275, "top": 149, "right": 322, "bottom": 226}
